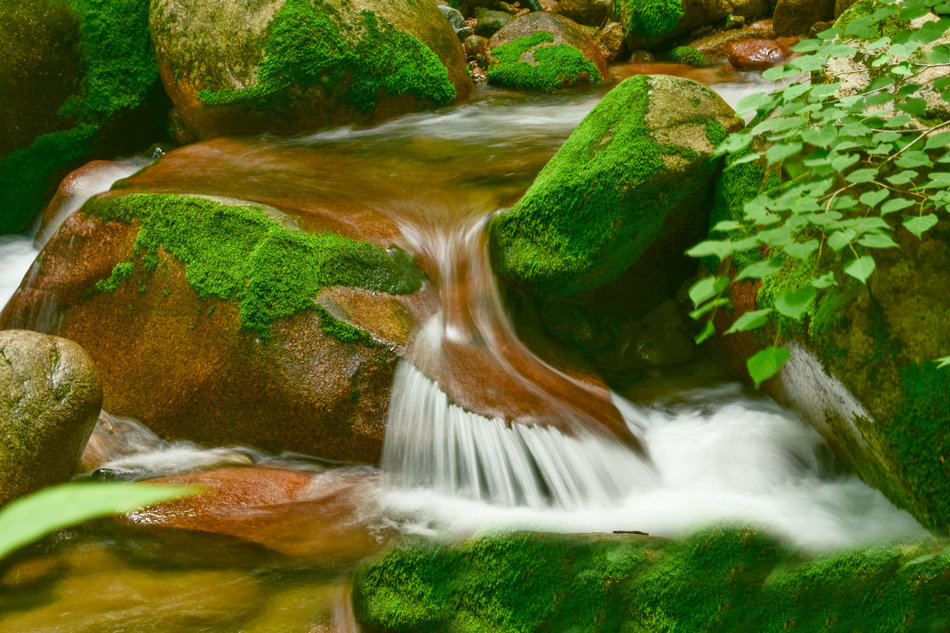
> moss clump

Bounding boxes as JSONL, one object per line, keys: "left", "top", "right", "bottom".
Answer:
{"left": 354, "top": 528, "right": 950, "bottom": 633}
{"left": 316, "top": 305, "right": 377, "bottom": 346}
{"left": 85, "top": 194, "right": 423, "bottom": 339}
{"left": 486, "top": 33, "right": 602, "bottom": 92}
{"left": 490, "top": 75, "right": 721, "bottom": 299}
{"left": 197, "top": 0, "right": 455, "bottom": 114}
{"left": 0, "top": 0, "right": 162, "bottom": 234}
{"left": 668, "top": 46, "right": 708, "bottom": 67}
{"left": 624, "top": 0, "right": 684, "bottom": 38}
{"left": 87, "top": 261, "right": 134, "bottom": 297}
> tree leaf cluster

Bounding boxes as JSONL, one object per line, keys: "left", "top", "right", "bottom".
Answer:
{"left": 689, "top": 0, "right": 950, "bottom": 387}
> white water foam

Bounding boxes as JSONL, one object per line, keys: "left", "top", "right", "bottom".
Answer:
{"left": 375, "top": 383, "right": 927, "bottom": 550}
{"left": 381, "top": 361, "right": 656, "bottom": 510}
{"left": 0, "top": 234, "right": 37, "bottom": 311}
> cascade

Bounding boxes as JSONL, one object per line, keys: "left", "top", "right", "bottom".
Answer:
{"left": 380, "top": 216, "right": 656, "bottom": 509}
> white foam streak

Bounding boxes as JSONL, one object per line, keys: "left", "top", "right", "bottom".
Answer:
{"left": 0, "top": 234, "right": 37, "bottom": 312}
{"left": 381, "top": 361, "right": 656, "bottom": 509}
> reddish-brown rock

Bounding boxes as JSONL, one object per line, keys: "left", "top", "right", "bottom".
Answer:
{"left": 727, "top": 39, "right": 793, "bottom": 70}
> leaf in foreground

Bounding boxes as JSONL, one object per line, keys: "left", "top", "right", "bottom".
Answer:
{"left": 748, "top": 346, "right": 791, "bottom": 389}
{"left": 0, "top": 482, "right": 199, "bottom": 560}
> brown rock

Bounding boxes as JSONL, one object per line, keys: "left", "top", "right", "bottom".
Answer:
{"left": 687, "top": 21, "right": 776, "bottom": 64}
{"left": 773, "top": 0, "right": 835, "bottom": 36}
{"left": 540, "top": 0, "right": 612, "bottom": 26}
{"left": 727, "top": 39, "right": 792, "bottom": 70}
{"left": 0, "top": 330, "right": 102, "bottom": 505}
{"left": 594, "top": 22, "right": 626, "bottom": 62}
{"left": 127, "top": 467, "right": 390, "bottom": 563}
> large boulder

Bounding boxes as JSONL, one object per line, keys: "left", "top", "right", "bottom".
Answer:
{"left": 539, "top": 0, "right": 613, "bottom": 26}
{"left": 489, "top": 74, "right": 741, "bottom": 304}
{"left": 487, "top": 12, "right": 608, "bottom": 92}
{"left": 150, "top": 0, "right": 471, "bottom": 140}
{"left": 0, "top": 330, "right": 102, "bottom": 505}
{"left": 0, "top": 0, "right": 169, "bottom": 235}
{"left": 0, "top": 180, "right": 427, "bottom": 464}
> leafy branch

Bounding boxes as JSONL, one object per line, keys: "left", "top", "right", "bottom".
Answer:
{"left": 688, "top": 0, "right": 950, "bottom": 387}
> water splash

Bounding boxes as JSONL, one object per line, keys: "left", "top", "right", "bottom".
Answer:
{"left": 381, "top": 361, "right": 656, "bottom": 509}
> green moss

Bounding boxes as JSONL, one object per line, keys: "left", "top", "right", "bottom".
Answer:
{"left": 85, "top": 194, "right": 423, "bottom": 338}
{"left": 0, "top": 0, "right": 160, "bottom": 234}
{"left": 486, "top": 33, "right": 602, "bottom": 92}
{"left": 197, "top": 0, "right": 455, "bottom": 113}
{"left": 354, "top": 529, "right": 950, "bottom": 633}
{"left": 490, "top": 75, "right": 720, "bottom": 299}
{"left": 887, "top": 363, "right": 950, "bottom": 530}
{"left": 0, "top": 125, "right": 97, "bottom": 233}
{"left": 624, "top": 0, "right": 684, "bottom": 38}
{"left": 315, "top": 305, "right": 377, "bottom": 346}
{"left": 86, "top": 261, "right": 134, "bottom": 298}
{"left": 668, "top": 46, "right": 708, "bottom": 67}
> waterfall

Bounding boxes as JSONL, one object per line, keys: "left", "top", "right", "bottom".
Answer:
{"left": 380, "top": 216, "right": 656, "bottom": 509}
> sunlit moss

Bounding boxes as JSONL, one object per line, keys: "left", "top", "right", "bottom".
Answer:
{"left": 486, "top": 33, "right": 601, "bottom": 92}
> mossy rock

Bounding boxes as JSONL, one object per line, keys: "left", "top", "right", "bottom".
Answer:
{"left": 0, "top": 330, "right": 102, "bottom": 505}
{"left": 611, "top": 0, "right": 733, "bottom": 51}
{"left": 0, "top": 0, "right": 170, "bottom": 235}
{"left": 489, "top": 74, "right": 741, "bottom": 303}
{"left": 486, "top": 11, "right": 607, "bottom": 92}
{"left": 150, "top": 0, "right": 471, "bottom": 140}
{"left": 0, "top": 190, "right": 428, "bottom": 463}
{"left": 353, "top": 529, "right": 950, "bottom": 633}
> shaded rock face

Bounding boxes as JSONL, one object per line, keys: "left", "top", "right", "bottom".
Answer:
{"left": 539, "top": 0, "right": 613, "bottom": 26}
{"left": 150, "top": 0, "right": 471, "bottom": 140}
{"left": 490, "top": 74, "right": 741, "bottom": 304}
{"left": 487, "top": 11, "right": 608, "bottom": 91}
{"left": 0, "top": 184, "right": 429, "bottom": 464}
{"left": 773, "top": 0, "right": 835, "bottom": 35}
{"left": 0, "top": 0, "right": 169, "bottom": 235}
{"left": 0, "top": 330, "right": 102, "bottom": 505}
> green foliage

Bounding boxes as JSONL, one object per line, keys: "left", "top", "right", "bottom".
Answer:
{"left": 197, "top": 0, "right": 456, "bottom": 113}
{"left": 354, "top": 528, "right": 950, "bottom": 633}
{"left": 668, "top": 45, "right": 708, "bottom": 67}
{"left": 85, "top": 194, "right": 423, "bottom": 339}
{"left": 0, "top": 482, "right": 197, "bottom": 560}
{"left": 486, "top": 33, "right": 602, "bottom": 92}
{"left": 688, "top": 0, "right": 950, "bottom": 385}
{"left": 624, "top": 0, "right": 684, "bottom": 38}
{"left": 0, "top": 0, "right": 159, "bottom": 234}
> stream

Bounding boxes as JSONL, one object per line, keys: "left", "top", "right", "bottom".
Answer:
{"left": 0, "top": 70, "right": 929, "bottom": 632}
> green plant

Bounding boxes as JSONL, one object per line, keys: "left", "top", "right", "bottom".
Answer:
{"left": 0, "top": 482, "right": 197, "bottom": 560}
{"left": 687, "top": 0, "right": 950, "bottom": 387}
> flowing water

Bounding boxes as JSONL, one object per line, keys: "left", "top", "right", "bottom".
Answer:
{"left": 0, "top": 71, "right": 931, "bottom": 631}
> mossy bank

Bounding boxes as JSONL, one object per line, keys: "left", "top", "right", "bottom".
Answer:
{"left": 0, "top": 0, "right": 168, "bottom": 234}
{"left": 354, "top": 529, "right": 950, "bottom": 633}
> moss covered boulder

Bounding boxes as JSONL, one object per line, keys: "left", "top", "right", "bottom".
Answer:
{"left": 0, "top": 184, "right": 428, "bottom": 463}
{"left": 0, "top": 330, "right": 102, "bottom": 505}
{"left": 489, "top": 74, "right": 741, "bottom": 304}
{"left": 0, "top": 0, "right": 169, "bottom": 235}
{"left": 150, "top": 0, "right": 471, "bottom": 140}
{"left": 354, "top": 529, "right": 950, "bottom": 633}
{"left": 612, "top": 0, "right": 740, "bottom": 51}
{"left": 487, "top": 12, "right": 607, "bottom": 92}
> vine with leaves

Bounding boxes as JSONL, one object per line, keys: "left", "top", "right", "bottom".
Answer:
{"left": 688, "top": 0, "right": 950, "bottom": 387}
